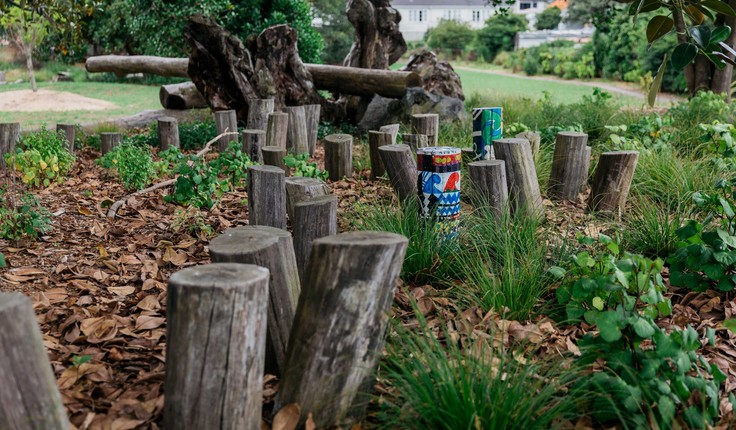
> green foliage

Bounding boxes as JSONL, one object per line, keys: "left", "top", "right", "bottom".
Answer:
{"left": 506, "top": 41, "right": 595, "bottom": 80}
{"left": 623, "top": 195, "right": 690, "bottom": 259}
{"left": 284, "top": 153, "right": 328, "bottom": 180}
{"left": 536, "top": 6, "right": 562, "bottom": 30}
{"left": 8, "top": 126, "right": 75, "bottom": 188}
{"left": 312, "top": 0, "right": 353, "bottom": 65}
{"left": 0, "top": 189, "right": 52, "bottom": 240}
{"left": 179, "top": 119, "right": 218, "bottom": 151}
{"left": 170, "top": 207, "right": 215, "bottom": 239}
{"left": 97, "top": 142, "right": 155, "bottom": 191}
{"left": 475, "top": 13, "right": 527, "bottom": 62}
{"left": 425, "top": 19, "right": 475, "bottom": 57}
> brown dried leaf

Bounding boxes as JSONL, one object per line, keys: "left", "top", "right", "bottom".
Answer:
{"left": 272, "top": 403, "right": 301, "bottom": 430}
{"left": 80, "top": 317, "right": 118, "bottom": 344}
{"left": 135, "top": 315, "right": 165, "bottom": 331}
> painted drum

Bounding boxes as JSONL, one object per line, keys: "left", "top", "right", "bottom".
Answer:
{"left": 417, "top": 146, "right": 462, "bottom": 241}
{"left": 472, "top": 107, "right": 503, "bottom": 161}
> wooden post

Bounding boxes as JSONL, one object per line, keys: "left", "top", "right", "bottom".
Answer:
{"left": 275, "top": 232, "right": 408, "bottom": 428}
{"left": 493, "top": 138, "right": 543, "bottom": 218}
{"left": 0, "top": 122, "right": 20, "bottom": 171}
{"left": 461, "top": 147, "right": 475, "bottom": 165}
{"left": 262, "top": 146, "right": 289, "bottom": 176}
{"left": 242, "top": 129, "right": 266, "bottom": 163}
{"left": 516, "top": 131, "right": 541, "bottom": 157}
{"left": 214, "top": 109, "right": 238, "bottom": 151}
{"left": 468, "top": 160, "right": 509, "bottom": 217}
{"left": 588, "top": 150, "right": 639, "bottom": 216}
{"left": 164, "top": 264, "right": 269, "bottom": 430}
{"left": 580, "top": 146, "right": 592, "bottom": 193}
{"left": 266, "top": 112, "right": 289, "bottom": 149}
{"left": 304, "top": 104, "right": 321, "bottom": 157}
{"left": 324, "top": 133, "right": 353, "bottom": 181}
{"left": 248, "top": 165, "right": 287, "bottom": 229}
{"left": 292, "top": 195, "right": 338, "bottom": 285}
{"left": 0, "top": 293, "right": 69, "bottom": 430}
{"left": 285, "top": 106, "right": 309, "bottom": 155}
{"left": 379, "top": 123, "right": 400, "bottom": 145}
{"left": 285, "top": 176, "right": 329, "bottom": 220}
{"left": 411, "top": 113, "right": 439, "bottom": 146}
{"left": 100, "top": 132, "right": 122, "bottom": 156}
{"left": 379, "top": 144, "right": 417, "bottom": 203}
{"left": 402, "top": 133, "right": 428, "bottom": 153}
{"left": 548, "top": 132, "right": 589, "bottom": 201}
{"left": 56, "top": 123, "right": 75, "bottom": 153}
{"left": 157, "top": 117, "right": 180, "bottom": 151}
{"left": 368, "top": 130, "right": 391, "bottom": 180}
{"left": 246, "top": 98, "right": 275, "bottom": 131}
{"left": 209, "top": 227, "right": 300, "bottom": 376}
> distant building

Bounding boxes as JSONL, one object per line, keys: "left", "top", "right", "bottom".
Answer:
{"left": 392, "top": 0, "right": 551, "bottom": 41}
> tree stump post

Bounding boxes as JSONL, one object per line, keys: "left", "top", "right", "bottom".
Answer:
{"left": 285, "top": 106, "right": 309, "bottom": 155}
{"left": 215, "top": 110, "right": 238, "bottom": 152}
{"left": 402, "top": 133, "right": 428, "bottom": 153}
{"left": 580, "top": 146, "right": 592, "bottom": 193}
{"left": 304, "top": 104, "right": 321, "bottom": 157}
{"left": 56, "top": 123, "right": 75, "bottom": 153}
{"left": 0, "top": 293, "right": 69, "bottom": 430}
{"left": 493, "top": 138, "right": 543, "bottom": 218}
{"left": 411, "top": 113, "right": 439, "bottom": 146}
{"left": 100, "top": 132, "right": 122, "bottom": 156}
{"left": 461, "top": 147, "right": 475, "bottom": 165}
{"left": 548, "top": 132, "right": 589, "bottom": 201}
{"left": 516, "top": 131, "right": 541, "bottom": 157}
{"left": 209, "top": 227, "right": 300, "bottom": 376}
{"left": 468, "top": 160, "right": 509, "bottom": 217}
{"left": 284, "top": 176, "right": 330, "bottom": 220}
{"left": 159, "top": 81, "right": 208, "bottom": 109}
{"left": 157, "top": 117, "right": 180, "bottom": 151}
{"left": 587, "top": 150, "right": 639, "bottom": 216}
{"left": 266, "top": 112, "right": 289, "bottom": 149}
{"left": 0, "top": 122, "right": 20, "bottom": 171}
{"left": 246, "top": 98, "right": 275, "bottom": 131}
{"left": 368, "top": 130, "right": 392, "bottom": 180}
{"left": 262, "top": 146, "right": 289, "bottom": 176}
{"left": 247, "top": 165, "right": 286, "bottom": 229}
{"left": 164, "top": 264, "right": 269, "bottom": 430}
{"left": 293, "top": 195, "right": 338, "bottom": 284}
{"left": 275, "top": 231, "right": 408, "bottom": 428}
{"left": 324, "top": 133, "right": 353, "bottom": 181}
{"left": 379, "top": 123, "right": 400, "bottom": 145}
{"left": 379, "top": 144, "right": 417, "bottom": 203}
{"left": 242, "top": 129, "right": 266, "bottom": 163}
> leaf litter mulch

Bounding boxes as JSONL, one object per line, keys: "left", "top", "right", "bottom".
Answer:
{"left": 1, "top": 147, "right": 736, "bottom": 428}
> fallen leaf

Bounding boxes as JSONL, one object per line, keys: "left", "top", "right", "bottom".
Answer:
{"left": 108, "top": 286, "right": 136, "bottom": 297}
{"left": 272, "top": 403, "right": 301, "bottom": 430}
{"left": 78, "top": 206, "right": 94, "bottom": 216}
{"left": 135, "top": 315, "right": 165, "bottom": 331}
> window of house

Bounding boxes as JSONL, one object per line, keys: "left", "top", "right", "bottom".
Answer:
{"left": 533, "top": 2, "right": 538, "bottom": 7}
{"left": 520, "top": 2, "right": 531, "bottom": 9}
{"left": 472, "top": 10, "right": 481, "bottom": 21}
{"left": 418, "top": 10, "right": 425, "bottom": 21}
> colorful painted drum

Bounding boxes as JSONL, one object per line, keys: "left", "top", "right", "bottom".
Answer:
{"left": 417, "top": 146, "right": 462, "bottom": 241}
{"left": 472, "top": 107, "right": 503, "bottom": 160}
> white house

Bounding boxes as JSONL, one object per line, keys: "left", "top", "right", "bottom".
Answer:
{"left": 392, "top": 0, "right": 550, "bottom": 41}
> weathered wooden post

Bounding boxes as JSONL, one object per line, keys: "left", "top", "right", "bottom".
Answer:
{"left": 368, "top": 130, "right": 392, "bottom": 180}
{"left": 262, "top": 146, "right": 289, "bottom": 175}
{"left": 275, "top": 231, "right": 408, "bottom": 428}
{"left": 0, "top": 293, "right": 70, "bottom": 430}
{"left": 247, "top": 165, "right": 286, "bottom": 229}
{"left": 472, "top": 107, "right": 502, "bottom": 161}
{"left": 247, "top": 98, "right": 275, "bottom": 131}
{"left": 292, "top": 195, "right": 338, "bottom": 284}
{"left": 468, "top": 160, "right": 509, "bottom": 217}
{"left": 157, "top": 117, "right": 180, "bottom": 150}
{"left": 411, "top": 113, "right": 439, "bottom": 146}
{"left": 266, "top": 112, "right": 289, "bottom": 149}
{"left": 402, "top": 133, "right": 428, "bottom": 153}
{"left": 242, "top": 129, "right": 265, "bottom": 163}
{"left": 209, "top": 227, "right": 300, "bottom": 376}
{"left": 379, "top": 123, "right": 400, "bottom": 145}
{"left": 284, "top": 176, "right": 329, "bottom": 220}
{"left": 56, "top": 123, "right": 75, "bottom": 153}
{"left": 548, "top": 132, "right": 590, "bottom": 201}
{"left": 285, "top": 106, "right": 309, "bottom": 155}
{"left": 0, "top": 122, "right": 20, "bottom": 171}
{"left": 304, "top": 104, "right": 321, "bottom": 157}
{"left": 588, "top": 150, "right": 639, "bottom": 216}
{"left": 379, "top": 144, "right": 417, "bottom": 203}
{"left": 164, "top": 264, "right": 269, "bottom": 430}
{"left": 100, "top": 132, "right": 122, "bottom": 156}
{"left": 417, "top": 146, "right": 462, "bottom": 241}
{"left": 324, "top": 133, "right": 353, "bottom": 181}
{"left": 580, "top": 146, "right": 592, "bottom": 193}
{"left": 493, "top": 138, "right": 543, "bottom": 218}
{"left": 214, "top": 109, "right": 239, "bottom": 151}
{"left": 516, "top": 131, "right": 541, "bottom": 157}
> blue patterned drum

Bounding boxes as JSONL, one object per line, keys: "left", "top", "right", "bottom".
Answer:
{"left": 417, "top": 146, "right": 462, "bottom": 241}
{"left": 472, "top": 107, "right": 503, "bottom": 161}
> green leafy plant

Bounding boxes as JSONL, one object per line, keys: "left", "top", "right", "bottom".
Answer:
{"left": 284, "top": 153, "right": 328, "bottom": 180}
{"left": 211, "top": 142, "right": 254, "bottom": 190}
{"left": 97, "top": 143, "right": 155, "bottom": 191}
{"left": 0, "top": 189, "right": 52, "bottom": 240}
{"left": 623, "top": 195, "right": 689, "bottom": 259}
{"left": 8, "top": 126, "right": 75, "bottom": 187}
{"left": 170, "top": 207, "right": 215, "bottom": 240}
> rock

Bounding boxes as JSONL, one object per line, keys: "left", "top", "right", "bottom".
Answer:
{"left": 399, "top": 50, "right": 464, "bottom": 101}
{"left": 358, "top": 87, "right": 466, "bottom": 131}
{"left": 53, "top": 72, "right": 73, "bottom": 82}
{"left": 12, "top": 79, "right": 22, "bottom": 84}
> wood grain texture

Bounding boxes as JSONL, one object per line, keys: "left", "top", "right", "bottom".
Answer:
{"left": 493, "top": 138, "right": 543, "bottom": 218}
{"left": 324, "top": 134, "right": 353, "bottom": 181}
{"left": 56, "top": 123, "right": 75, "bottom": 153}
{"left": 266, "top": 112, "right": 289, "bottom": 149}
{"left": 284, "top": 176, "right": 330, "bottom": 220}
{"left": 304, "top": 104, "right": 321, "bottom": 157}
{"left": 293, "top": 195, "right": 338, "bottom": 285}
{"left": 247, "top": 165, "right": 286, "bottom": 229}
{"left": 368, "top": 131, "right": 391, "bottom": 180}
{"left": 411, "top": 113, "right": 439, "bottom": 146}
{"left": 548, "top": 132, "right": 589, "bottom": 201}
{"left": 0, "top": 122, "right": 20, "bottom": 171}
{"left": 402, "top": 133, "right": 428, "bottom": 153}
{"left": 468, "top": 160, "right": 509, "bottom": 217}
{"left": 262, "top": 146, "right": 289, "bottom": 176}
{"left": 215, "top": 110, "right": 238, "bottom": 151}
{"left": 157, "top": 117, "right": 180, "bottom": 150}
{"left": 580, "top": 146, "right": 592, "bottom": 193}
{"left": 100, "top": 132, "right": 122, "bottom": 156}
{"left": 285, "top": 106, "right": 309, "bottom": 155}
{"left": 516, "top": 131, "right": 541, "bottom": 157}
{"left": 159, "top": 81, "right": 208, "bottom": 109}
{"left": 164, "top": 263, "right": 269, "bottom": 430}
{"left": 379, "top": 123, "right": 400, "bottom": 145}
{"left": 242, "top": 129, "right": 266, "bottom": 163}
{"left": 246, "top": 98, "right": 274, "bottom": 131}
{"left": 379, "top": 144, "right": 417, "bottom": 203}
{"left": 588, "top": 150, "right": 639, "bottom": 216}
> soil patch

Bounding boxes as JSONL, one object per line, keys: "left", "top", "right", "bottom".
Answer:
{"left": 0, "top": 89, "right": 116, "bottom": 112}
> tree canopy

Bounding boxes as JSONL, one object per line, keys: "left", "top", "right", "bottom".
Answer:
{"left": 536, "top": 6, "right": 562, "bottom": 30}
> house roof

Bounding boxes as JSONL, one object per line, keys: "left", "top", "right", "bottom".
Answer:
{"left": 548, "top": 0, "right": 568, "bottom": 9}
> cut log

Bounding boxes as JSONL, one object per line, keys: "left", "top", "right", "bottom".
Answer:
{"left": 0, "top": 293, "right": 69, "bottom": 430}
{"left": 403, "top": 133, "right": 428, "bottom": 153}
{"left": 461, "top": 147, "right": 475, "bottom": 165}
{"left": 266, "top": 112, "right": 289, "bottom": 149}
{"left": 214, "top": 110, "right": 238, "bottom": 151}
{"left": 262, "top": 146, "right": 289, "bottom": 175}
{"left": 304, "top": 104, "right": 321, "bottom": 157}
{"left": 165, "top": 263, "right": 269, "bottom": 430}
{"left": 157, "top": 117, "right": 180, "bottom": 150}
{"left": 468, "top": 160, "right": 509, "bottom": 217}
{"left": 292, "top": 195, "right": 338, "bottom": 284}
{"left": 274, "top": 231, "right": 408, "bottom": 428}
{"left": 285, "top": 106, "right": 309, "bottom": 155}
{"left": 368, "top": 130, "right": 392, "bottom": 180}
{"left": 580, "top": 146, "right": 592, "bottom": 193}
{"left": 379, "top": 144, "right": 417, "bottom": 203}
{"left": 56, "top": 123, "right": 75, "bottom": 153}
{"left": 399, "top": 50, "right": 464, "bottom": 100}
{"left": 411, "top": 113, "right": 439, "bottom": 146}
{"left": 86, "top": 55, "right": 188, "bottom": 77}
{"left": 247, "top": 98, "right": 274, "bottom": 131}
{"left": 209, "top": 226, "right": 300, "bottom": 376}
{"left": 242, "top": 129, "right": 265, "bottom": 163}
{"left": 379, "top": 123, "right": 400, "bottom": 145}
{"left": 159, "top": 82, "right": 208, "bottom": 109}
{"left": 284, "top": 176, "right": 330, "bottom": 220}
{"left": 324, "top": 133, "right": 354, "bottom": 181}
{"left": 516, "top": 131, "right": 541, "bottom": 157}
{"left": 100, "top": 132, "right": 122, "bottom": 156}
{"left": 248, "top": 164, "right": 286, "bottom": 228}
{"left": 493, "top": 138, "right": 543, "bottom": 218}
{"left": 588, "top": 150, "right": 639, "bottom": 216}
{"left": 0, "top": 122, "right": 20, "bottom": 171}
{"left": 548, "top": 131, "right": 589, "bottom": 201}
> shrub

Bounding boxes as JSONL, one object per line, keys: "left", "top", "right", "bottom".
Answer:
{"left": 97, "top": 143, "right": 156, "bottom": 191}
{"left": 425, "top": 19, "right": 475, "bottom": 58}
{"left": 179, "top": 119, "right": 218, "bottom": 151}
{"left": 536, "top": 6, "right": 562, "bottom": 30}
{"left": 8, "top": 126, "right": 75, "bottom": 188}
{"left": 475, "top": 13, "right": 527, "bottom": 62}
{"left": 0, "top": 189, "right": 52, "bottom": 240}
{"left": 622, "top": 195, "right": 689, "bottom": 259}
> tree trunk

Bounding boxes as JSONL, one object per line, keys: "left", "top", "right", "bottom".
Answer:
{"left": 246, "top": 98, "right": 275, "bottom": 131}
{"left": 402, "top": 133, "right": 428, "bottom": 153}
{"left": 262, "top": 146, "right": 289, "bottom": 175}
{"left": 0, "top": 122, "right": 21, "bottom": 172}
{"left": 324, "top": 134, "right": 354, "bottom": 181}
{"left": 56, "top": 123, "right": 75, "bottom": 153}
{"left": 711, "top": 1, "right": 736, "bottom": 101}
{"left": 379, "top": 123, "right": 400, "bottom": 145}
{"left": 242, "top": 129, "right": 265, "bottom": 163}
{"left": 100, "top": 132, "right": 122, "bottom": 156}
{"left": 548, "top": 132, "right": 589, "bottom": 201}
{"left": 157, "top": 117, "right": 180, "bottom": 150}
{"left": 247, "top": 165, "right": 287, "bottom": 229}
{"left": 159, "top": 82, "right": 208, "bottom": 109}
{"left": 285, "top": 106, "right": 309, "bottom": 155}
{"left": 516, "top": 131, "right": 540, "bottom": 157}
{"left": 411, "top": 114, "right": 439, "bottom": 146}
{"left": 468, "top": 160, "right": 509, "bottom": 217}
{"left": 493, "top": 138, "right": 544, "bottom": 219}
{"left": 24, "top": 45, "right": 37, "bottom": 92}
{"left": 214, "top": 110, "right": 239, "bottom": 151}
{"left": 304, "top": 104, "right": 321, "bottom": 157}
{"left": 368, "top": 130, "right": 392, "bottom": 179}
{"left": 379, "top": 144, "right": 417, "bottom": 203}
{"left": 292, "top": 195, "right": 338, "bottom": 285}
{"left": 588, "top": 150, "right": 639, "bottom": 217}
{"left": 284, "top": 176, "right": 330, "bottom": 220}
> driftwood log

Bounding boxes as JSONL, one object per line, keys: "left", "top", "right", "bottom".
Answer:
{"left": 247, "top": 164, "right": 287, "bottom": 228}
{"left": 493, "top": 138, "right": 543, "bottom": 218}
{"left": 379, "top": 144, "right": 417, "bottom": 203}
{"left": 588, "top": 150, "right": 639, "bottom": 216}
{"left": 242, "top": 129, "right": 265, "bottom": 163}
{"left": 165, "top": 264, "right": 269, "bottom": 430}
{"left": 100, "top": 132, "right": 122, "bottom": 156}
{"left": 266, "top": 112, "right": 289, "bottom": 149}
{"left": 292, "top": 195, "right": 338, "bottom": 284}
{"left": 157, "top": 117, "right": 180, "bottom": 150}
{"left": 368, "top": 130, "right": 392, "bottom": 180}
{"left": 56, "top": 123, "right": 75, "bottom": 153}
{"left": 548, "top": 132, "right": 589, "bottom": 201}
{"left": 160, "top": 82, "right": 208, "bottom": 109}
{"left": 262, "top": 146, "right": 289, "bottom": 175}
{"left": 468, "top": 160, "right": 509, "bottom": 217}
{"left": 284, "top": 176, "right": 330, "bottom": 220}
{"left": 324, "top": 134, "right": 354, "bottom": 181}
{"left": 0, "top": 122, "right": 20, "bottom": 171}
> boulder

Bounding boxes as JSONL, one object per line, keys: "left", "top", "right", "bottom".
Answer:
{"left": 358, "top": 87, "right": 466, "bottom": 131}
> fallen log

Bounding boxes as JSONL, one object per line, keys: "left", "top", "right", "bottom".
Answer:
{"left": 160, "top": 82, "right": 208, "bottom": 109}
